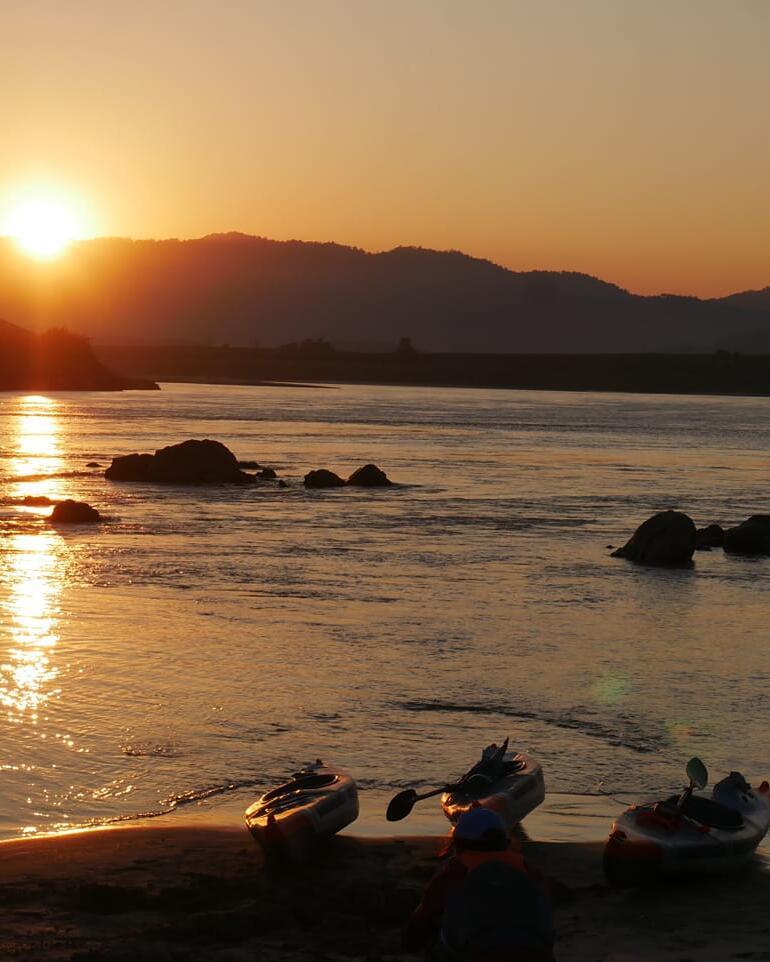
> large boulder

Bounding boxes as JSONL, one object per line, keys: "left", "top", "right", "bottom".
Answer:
{"left": 49, "top": 500, "right": 101, "bottom": 524}
{"left": 304, "top": 469, "right": 345, "bottom": 488}
{"left": 105, "top": 440, "right": 253, "bottom": 484}
{"left": 611, "top": 510, "right": 696, "bottom": 566}
{"left": 347, "top": 464, "right": 393, "bottom": 487}
{"left": 723, "top": 516, "right": 770, "bottom": 555}
{"left": 695, "top": 524, "right": 725, "bottom": 550}
{"left": 105, "top": 452, "right": 154, "bottom": 481}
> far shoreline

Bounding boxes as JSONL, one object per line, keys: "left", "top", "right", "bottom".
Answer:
{"left": 154, "top": 373, "right": 770, "bottom": 401}
{"left": 97, "top": 344, "right": 770, "bottom": 399}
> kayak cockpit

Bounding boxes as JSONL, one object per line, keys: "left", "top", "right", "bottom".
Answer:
{"left": 666, "top": 794, "right": 744, "bottom": 830}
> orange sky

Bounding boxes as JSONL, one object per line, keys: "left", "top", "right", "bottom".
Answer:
{"left": 3, "top": 1, "right": 770, "bottom": 297}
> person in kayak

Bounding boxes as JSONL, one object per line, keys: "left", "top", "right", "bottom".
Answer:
{"left": 403, "top": 807, "right": 555, "bottom": 962}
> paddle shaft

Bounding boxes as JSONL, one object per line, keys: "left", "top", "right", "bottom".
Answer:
{"left": 412, "top": 785, "right": 450, "bottom": 803}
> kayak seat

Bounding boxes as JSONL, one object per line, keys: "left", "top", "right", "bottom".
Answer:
{"left": 262, "top": 773, "right": 337, "bottom": 801}
{"left": 502, "top": 758, "right": 525, "bottom": 776}
{"left": 666, "top": 795, "right": 744, "bottom": 830}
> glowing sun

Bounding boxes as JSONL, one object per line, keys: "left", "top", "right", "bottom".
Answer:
{"left": 3, "top": 197, "right": 83, "bottom": 260}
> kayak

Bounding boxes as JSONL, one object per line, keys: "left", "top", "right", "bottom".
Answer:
{"left": 604, "top": 768, "right": 770, "bottom": 885}
{"left": 244, "top": 760, "right": 359, "bottom": 862}
{"left": 441, "top": 739, "right": 546, "bottom": 831}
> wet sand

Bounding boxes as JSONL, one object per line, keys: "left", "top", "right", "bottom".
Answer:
{"left": 1, "top": 823, "right": 768, "bottom": 961}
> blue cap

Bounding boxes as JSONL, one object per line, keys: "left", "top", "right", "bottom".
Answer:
{"left": 454, "top": 806, "right": 506, "bottom": 841}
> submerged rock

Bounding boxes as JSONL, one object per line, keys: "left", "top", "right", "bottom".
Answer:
{"left": 49, "top": 500, "right": 101, "bottom": 524}
{"left": 238, "top": 460, "right": 261, "bottom": 469}
{"left": 258, "top": 467, "right": 277, "bottom": 479}
{"left": 347, "top": 464, "right": 393, "bottom": 487}
{"left": 21, "top": 495, "right": 56, "bottom": 506}
{"left": 724, "top": 516, "right": 770, "bottom": 555}
{"left": 304, "top": 469, "right": 345, "bottom": 488}
{"left": 611, "top": 510, "right": 696, "bottom": 566}
{"left": 105, "top": 440, "right": 254, "bottom": 484}
{"left": 695, "top": 524, "right": 725, "bottom": 550}
{"left": 86, "top": 461, "right": 101, "bottom": 468}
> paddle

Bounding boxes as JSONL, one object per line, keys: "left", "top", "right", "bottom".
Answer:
{"left": 387, "top": 737, "right": 510, "bottom": 822}
{"left": 677, "top": 756, "right": 708, "bottom": 808}
{"left": 386, "top": 785, "right": 452, "bottom": 822}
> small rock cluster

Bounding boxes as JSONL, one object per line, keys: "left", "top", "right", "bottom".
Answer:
{"left": 48, "top": 500, "right": 102, "bottom": 525}
{"left": 304, "top": 464, "right": 393, "bottom": 488}
{"left": 612, "top": 510, "right": 770, "bottom": 566}
{"left": 39, "top": 440, "right": 396, "bottom": 533}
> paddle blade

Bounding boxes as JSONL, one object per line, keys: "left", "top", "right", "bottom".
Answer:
{"left": 386, "top": 789, "right": 418, "bottom": 822}
{"left": 686, "top": 757, "right": 708, "bottom": 790}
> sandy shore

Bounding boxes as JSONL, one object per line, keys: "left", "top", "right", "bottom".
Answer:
{"left": 0, "top": 823, "right": 768, "bottom": 961}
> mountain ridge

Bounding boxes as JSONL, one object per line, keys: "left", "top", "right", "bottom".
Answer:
{"left": 1, "top": 234, "right": 769, "bottom": 353}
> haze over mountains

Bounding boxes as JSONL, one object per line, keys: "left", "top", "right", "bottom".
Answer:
{"left": 2, "top": 233, "right": 770, "bottom": 353}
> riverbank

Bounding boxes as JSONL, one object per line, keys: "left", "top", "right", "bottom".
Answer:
{"left": 1, "top": 822, "right": 768, "bottom": 961}
{"left": 95, "top": 344, "right": 770, "bottom": 396}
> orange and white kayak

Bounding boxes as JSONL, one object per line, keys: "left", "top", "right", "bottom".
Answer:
{"left": 605, "top": 769, "right": 770, "bottom": 885}
{"left": 441, "top": 740, "right": 545, "bottom": 831}
{"left": 244, "top": 760, "right": 359, "bottom": 862}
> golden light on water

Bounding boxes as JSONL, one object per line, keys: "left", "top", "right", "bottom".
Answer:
{"left": 0, "top": 533, "right": 62, "bottom": 721}
{"left": 1, "top": 396, "right": 65, "bottom": 722}
{"left": 11, "top": 395, "right": 66, "bottom": 509}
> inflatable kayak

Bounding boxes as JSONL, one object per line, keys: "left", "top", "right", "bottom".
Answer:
{"left": 244, "top": 760, "right": 359, "bottom": 862}
{"left": 441, "top": 738, "right": 546, "bottom": 831}
{"left": 604, "top": 758, "right": 770, "bottom": 885}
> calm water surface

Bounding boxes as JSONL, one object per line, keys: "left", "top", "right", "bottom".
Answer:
{"left": 0, "top": 382, "right": 768, "bottom": 840}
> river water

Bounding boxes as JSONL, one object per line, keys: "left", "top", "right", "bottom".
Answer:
{"left": 0, "top": 382, "right": 768, "bottom": 841}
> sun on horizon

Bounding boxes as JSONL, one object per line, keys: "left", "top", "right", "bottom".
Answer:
{"left": 2, "top": 194, "right": 86, "bottom": 261}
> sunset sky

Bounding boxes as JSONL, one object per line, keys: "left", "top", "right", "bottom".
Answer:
{"left": 3, "top": 0, "right": 770, "bottom": 296}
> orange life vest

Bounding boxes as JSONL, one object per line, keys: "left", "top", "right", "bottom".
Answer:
{"left": 456, "top": 847, "right": 529, "bottom": 876}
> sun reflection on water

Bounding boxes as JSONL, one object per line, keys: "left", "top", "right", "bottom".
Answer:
{"left": 10, "top": 394, "right": 66, "bottom": 509}
{"left": 1, "top": 395, "right": 64, "bottom": 723}
{"left": 0, "top": 534, "right": 62, "bottom": 721}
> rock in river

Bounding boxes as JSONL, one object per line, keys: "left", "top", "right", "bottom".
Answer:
{"left": 304, "top": 469, "right": 346, "bottom": 488}
{"left": 695, "top": 524, "right": 725, "bottom": 550}
{"left": 723, "top": 516, "right": 770, "bottom": 555}
{"left": 21, "top": 495, "right": 56, "bottom": 506}
{"left": 611, "top": 510, "right": 696, "bottom": 566}
{"left": 105, "top": 439, "right": 254, "bottom": 484}
{"left": 347, "top": 464, "right": 393, "bottom": 487}
{"left": 49, "top": 500, "right": 101, "bottom": 524}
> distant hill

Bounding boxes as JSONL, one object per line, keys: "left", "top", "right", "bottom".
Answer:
{"left": 0, "top": 318, "right": 157, "bottom": 391}
{"left": 2, "top": 233, "right": 770, "bottom": 352}
{"left": 709, "top": 287, "right": 770, "bottom": 352}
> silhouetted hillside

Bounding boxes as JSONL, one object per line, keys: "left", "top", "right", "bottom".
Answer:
{"left": 0, "top": 318, "right": 158, "bottom": 391}
{"left": 711, "top": 287, "right": 770, "bottom": 352}
{"left": 2, "top": 234, "right": 770, "bottom": 352}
